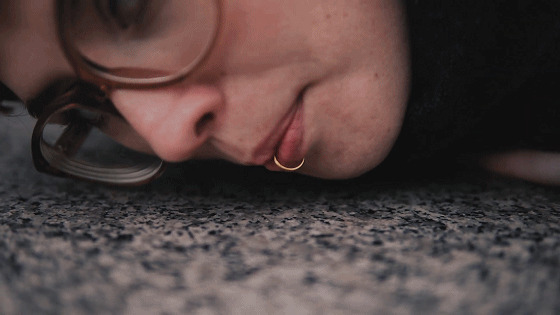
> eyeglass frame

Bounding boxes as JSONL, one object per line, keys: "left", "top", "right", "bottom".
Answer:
{"left": 31, "top": 0, "right": 223, "bottom": 186}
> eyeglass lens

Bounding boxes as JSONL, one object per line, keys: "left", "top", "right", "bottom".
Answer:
{"left": 39, "top": 103, "right": 163, "bottom": 184}
{"left": 61, "top": 0, "right": 219, "bottom": 80}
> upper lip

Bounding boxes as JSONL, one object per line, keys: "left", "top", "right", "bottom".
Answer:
{"left": 251, "top": 87, "right": 306, "bottom": 165}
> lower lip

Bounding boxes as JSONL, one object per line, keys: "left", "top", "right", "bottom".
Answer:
{"left": 265, "top": 92, "right": 306, "bottom": 171}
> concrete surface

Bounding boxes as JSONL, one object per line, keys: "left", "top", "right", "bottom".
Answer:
{"left": 1, "top": 115, "right": 559, "bottom": 314}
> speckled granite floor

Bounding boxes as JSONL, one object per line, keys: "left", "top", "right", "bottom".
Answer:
{"left": 1, "top": 115, "right": 559, "bottom": 315}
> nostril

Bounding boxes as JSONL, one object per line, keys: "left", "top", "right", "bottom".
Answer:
{"left": 195, "top": 113, "right": 215, "bottom": 136}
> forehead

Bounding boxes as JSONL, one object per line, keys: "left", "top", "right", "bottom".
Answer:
{"left": 0, "top": 0, "right": 73, "bottom": 102}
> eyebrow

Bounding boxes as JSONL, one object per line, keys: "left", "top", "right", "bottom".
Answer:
{"left": 26, "top": 77, "right": 78, "bottom": 118}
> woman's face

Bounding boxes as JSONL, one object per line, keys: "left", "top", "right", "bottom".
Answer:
{"left": 0, "top": 0, "right": 410, "bottom": 179}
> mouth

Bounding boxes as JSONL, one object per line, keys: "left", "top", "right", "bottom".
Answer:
{"left": 252, "top": 86, "right": 307, "bottom": 170}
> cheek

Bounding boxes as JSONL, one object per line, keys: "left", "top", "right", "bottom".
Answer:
{"left": 217, "top": 0, "right": 314, "bottom": 71}
{"left": 307, "top": 70, "right": 408, "bottom": 178}
{"left": 1, "top": 38, "right": 69, "bottom": 104}
{"left": 0, "top": 1, "right": 74, "bottom": 101}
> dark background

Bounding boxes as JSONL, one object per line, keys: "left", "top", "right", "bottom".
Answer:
{"left": 1, "top": 114, "right": 559, "bottom": 314}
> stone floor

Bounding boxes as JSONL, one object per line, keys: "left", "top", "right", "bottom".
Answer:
{"left": 1, "top": 115, "right": 559, "bottom": 314}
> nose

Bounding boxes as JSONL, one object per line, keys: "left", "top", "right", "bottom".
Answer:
{"left": 109, "top": 85, "right": 224, "bottom": 162}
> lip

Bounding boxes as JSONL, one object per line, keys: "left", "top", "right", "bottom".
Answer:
{"left": 252, "top": 87, "right": 307, "bottom": 169}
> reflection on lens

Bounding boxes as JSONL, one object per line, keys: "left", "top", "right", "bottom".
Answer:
{"left": 41, "top": 105, "right": 164, "bottom": 185}
{"left": 44, "top": 122, "right": 155, "bottom": 167}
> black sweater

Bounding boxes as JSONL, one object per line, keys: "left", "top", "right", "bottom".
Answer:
{"left": 385, "top": 0, "right": 560, "bottom": 168}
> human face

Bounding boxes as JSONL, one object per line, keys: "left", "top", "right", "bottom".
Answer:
{"left": 0, "top": 0, "right": 410, "bottom": 179}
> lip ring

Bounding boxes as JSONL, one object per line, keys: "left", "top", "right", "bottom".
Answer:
{"left": 253, "top": 84, "right": 309, "bottom": 167}
{"left": 273, "top": 155, "right": 305, "bottom": 171}
{"left": 270, "top": 85, "right": 308, "bottom": 168}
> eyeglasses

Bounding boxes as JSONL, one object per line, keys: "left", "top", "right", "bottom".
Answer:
{"left": 31, "top": 0, "right": 221, "bottom": 185}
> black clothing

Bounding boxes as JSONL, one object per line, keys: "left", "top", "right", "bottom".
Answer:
{"left": 385, "top": 0, "right": 560, "bottom": 168}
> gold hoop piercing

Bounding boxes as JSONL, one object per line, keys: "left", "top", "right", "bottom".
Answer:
{"left": 273, "top": 156, "right": 305, "bottom": 171}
